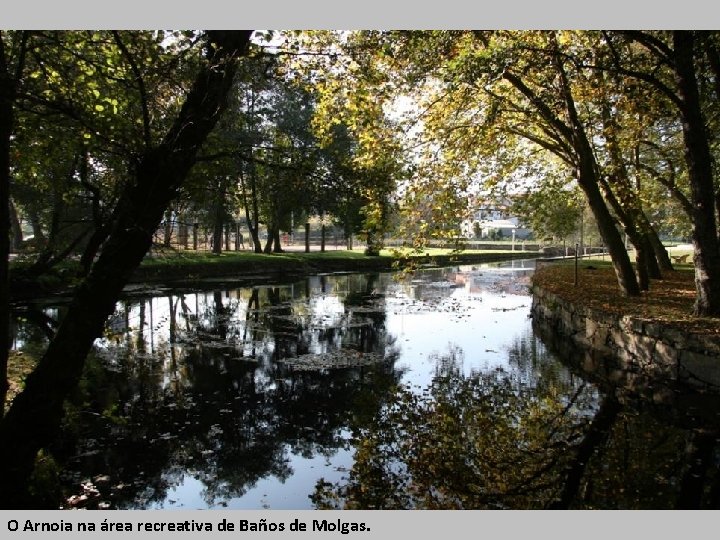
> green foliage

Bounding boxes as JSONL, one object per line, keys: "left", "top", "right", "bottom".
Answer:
{"left": 6, "top": 29, "right": 720, "bottom": 291}
{"left": 27, "top": 450, "right": 63, "bottom": 507}
{"left": 513, "top": 179, "right": 583, "bottom": 242}
{"left": 293, "top": 32, "right": 408, "bottom": 252}
{"left": 7, "top": 31, "right": 205, "bottom": 269}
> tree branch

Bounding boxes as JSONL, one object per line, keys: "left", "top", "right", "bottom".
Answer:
{"left": 112, "top": 31, "right": 152, "bottom": 148}
{"left": 602, "top": 32, "right": 684, "bottom": 111}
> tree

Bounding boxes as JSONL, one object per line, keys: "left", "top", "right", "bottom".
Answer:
{"left": 368, "top": 31, "right": 640, "bottom": 294}
{"left": 0, "top": 30, "right": 252, "bottom": 507}
{"left": 315, "top": 123, "right": 366, "bottom": 249}
{"left": 2, "top": 30, "right": 219, "bottom": 419}
{"left": 500, "top": 32, "right": 640, "bottom": 295}
{"left": 296, "top": 31, "right": 406, "bottom": 255}
{"left": 0, "top": 31, "right": 30, "bottom": 419}
{"left": 9, "top": 31, "right": 193, "bottom": 274}
{"left": 513, "top": 178, "right": 582, "bottom": 244}
{"left": 195, "top": 53, "right": 321, "bottom": 255}
{"left": 604, "top": 31, "right": 720, "bottom": 315}
{"left": 255, "top": 76, "right": 318, "bottom": 253}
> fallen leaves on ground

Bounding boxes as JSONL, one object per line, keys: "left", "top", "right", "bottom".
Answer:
{"left": 533, "top": 263, "right": 720, "bottom": 335}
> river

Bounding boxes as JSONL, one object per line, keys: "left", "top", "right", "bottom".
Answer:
{"left": 9, "top": 260, "right": 720, "bottom": 509}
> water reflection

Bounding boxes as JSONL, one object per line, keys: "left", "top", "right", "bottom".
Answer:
{"left": 8, "top": 260, "right": 720, "bottom": 509}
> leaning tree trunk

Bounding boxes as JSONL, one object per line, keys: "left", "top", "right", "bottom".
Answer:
{"left": 598, "top": 176, "right": 657, "bottom": 290}
{"left": 575, "top": 154, "right": 640, "bottom": 296}
{"left": 600, "top": 100, "right": 662, "bottom": 285}
{"left": 550, "top": 35, "right": 640, "bottom": 296}
{"left": 504, "top": 44, "right": 640, "bottom": 297}
{"left": 0, "top": 30, "right": 252, "bottom": 507}
{"left": 639, "top": 212, "right": 674, "bottom": 272}
{"left": 673, "top": 31, "right": 720, "bottom": 316}
{"left": 0, "top": 37, "right": 14, "bottom": 419}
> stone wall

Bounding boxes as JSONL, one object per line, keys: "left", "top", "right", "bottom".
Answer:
{"left": 531, "top": 284, "right": 720, "bottom": 391}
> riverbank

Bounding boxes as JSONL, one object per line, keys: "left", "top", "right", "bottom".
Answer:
{"left": 9, "top": 248, "right": 541, "bottom": 300}
{"left": 531, "top": 262, "right": 720, "bottom": 391}
{"left": 134, "top": 249, "right": 539, "bottom": 283}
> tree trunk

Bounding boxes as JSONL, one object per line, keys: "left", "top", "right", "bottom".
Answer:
{"left": 0, "top": 35, "right": 14, "bottom": 419}
{"left": 0, "top": 30, "right": 252, "bottom": 506}
{"left": 248, "top": 222, "right": 262, "bottom": 252}
{"left": 598, "top": 176, "right": 655, "bottom": 290}
{"left": 673, "top": 31, "right": 720, "bottom": 316}
{"left": 179, "top": 221, "right": 188, "bottom": 249}
{"left": 263, "top": 221, "right": 279, "bottom": 253}
{"left": 576, "top": 157, "right": 640, "bottom": 296}
{"left": 640, "top": 233, "right": 661, "bottom": 279}
{"left": 163, "top": 207, "right": 173, "bottom": 247}
{"left": 634, "top": 242, "right": 650, "bottom": 292}
{"left": 79, "top": 220, "right": 112, "bottom": 275}
{"left": 238, "top": 168, "right": 263, "bottom": 253}
{"left": 8, "top": 197, "right": 22, "bottom": 251}
{"left": 212, "top": 211, "right": 224, "bottom": 254}
{"left": 28, "top": 209, "right": 45, "bottom": 244}
{"left": 549, "top": 35, "right": 640, "bottom": 296}
{"left": 600, "top": 99, "right": 662, "bottom": 284}
{"left": 504, "top": 45, "right": 640, "bottom": 296}
{"left": 240, "top": 187, "right": 262, "bottom": 252}
{"left": 703, "top": 35, "right": 720, "bottom": 227}
{"left": 641, "top": 213, "right": 674, "bottom": 272}
{"left": 272, "top": 227, "right": 282, "bottom": 253}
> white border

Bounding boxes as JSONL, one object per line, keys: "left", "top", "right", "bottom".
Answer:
{"left": 2, "top": 510, "right": 719, "bottom": 539}
{"left": 1, "top": 0, "right": 719, "bottom": 29}
{"left": 1, "top": 3, "right": 719, "bottom": 539}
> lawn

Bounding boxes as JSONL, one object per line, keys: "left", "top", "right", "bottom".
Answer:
{"left": 139, "top": 246, "right": 526, "bottom": 268}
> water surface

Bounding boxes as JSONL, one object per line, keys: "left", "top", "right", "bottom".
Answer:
{"left": 10, "top": 260, "right": 720, "bottom": 509}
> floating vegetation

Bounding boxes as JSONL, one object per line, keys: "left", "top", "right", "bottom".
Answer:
{"left": 347, "top": 304, "right": 385, "bottom": 314}
{"left": 427, "top": 281, "right": 460, "bottom": 289}
{"left": 491, "top": 305, "right": 527, "bottom": 312}
{"left": 122, "top": 284, "right": 172, "bottom": 297}
{"left": 279, "top": 351, "right": 386, "bottom": 371}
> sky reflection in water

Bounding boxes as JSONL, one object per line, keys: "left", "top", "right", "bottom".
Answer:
{"left": 10, "top": 259, "right": 720, "bottom": 509}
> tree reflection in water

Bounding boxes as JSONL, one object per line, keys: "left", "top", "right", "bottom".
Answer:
{"left": 312, "top": 336, "right": 720, "bottom": 509}
{"left": 8, "top": 264, "right": 720, "bottom": 509}
{"left": 34, "top": 275, "right": 403, "bottom": 509}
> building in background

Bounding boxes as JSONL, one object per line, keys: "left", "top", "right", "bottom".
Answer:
{"left": 460, "top": 197, "right": 531, "bottom": 240}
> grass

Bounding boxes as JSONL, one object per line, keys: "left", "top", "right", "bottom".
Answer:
{"left": 533, "top": 261, "right": 720, "bottom": 335}
{"left": 140, "top": 249, "right": 367, "bottom": 267}
{"left": 139, "top": 246, "right": 527, "bottom": 268}
{"left": 383, "top": 247, "right": 519, "bottom": 257}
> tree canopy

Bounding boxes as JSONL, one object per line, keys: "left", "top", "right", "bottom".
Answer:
{"left": 313, "top": 30, "right": 719, "bottom": 310}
